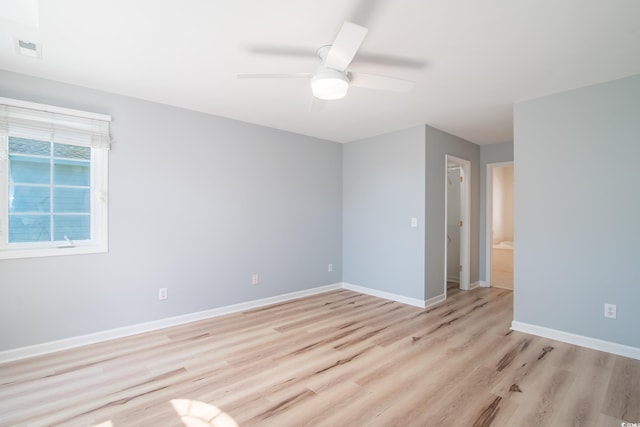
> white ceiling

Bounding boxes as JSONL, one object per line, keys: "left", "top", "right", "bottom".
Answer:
{"left": 1, "top": 0, "right": 639, "bottom": 145}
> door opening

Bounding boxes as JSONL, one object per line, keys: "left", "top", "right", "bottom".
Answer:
{"left": 486, "top": 162, "right": 514, "bottom": 289}
{"left": 444, "top": 155, "right": 470, "bottom": 296}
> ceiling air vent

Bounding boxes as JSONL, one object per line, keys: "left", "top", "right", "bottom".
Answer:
{"left": 14, "top": 38, "right": 42, "bottom": 59}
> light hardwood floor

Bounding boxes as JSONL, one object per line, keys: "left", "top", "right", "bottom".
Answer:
{"left": 1, "top": 288, "right": 639, "bottom": 426}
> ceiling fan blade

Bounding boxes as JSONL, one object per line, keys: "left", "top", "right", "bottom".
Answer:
{"left": 237, "top": 73, "right": 311, "bottom": 79}
{"left": 309, "top": 97, "right": 326, "bottom": 113}
{"left": 325, "top": 21, "right": 368, "bottom": 71}
{"left": 349, "top": 72, "right": 415, "bottom": 92}
{"left": 352, "top": 52, "right": 427, "bottom": 70}
{"left": 349, "top": 0, "right": 385, "bottom": 28}
{"left": 243, "top": 44, "right": 316, "bottom": 59}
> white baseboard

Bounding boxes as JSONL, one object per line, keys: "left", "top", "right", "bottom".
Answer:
{"left": 425, "top": 292, "right": 446, "bottom": 308}
{"left": 1, "top": 282, "right": 455, "bottom": 363}
{"left": 9, "top": 285, "right": 637, "bottom": 364}
{"left": 447, "top": 276, "right": 460, "bottom": 283}
{"left": 342, "top": 282, "right": 428, "bottom": 308}
{"left": 511, "top": 321, "right": 640, "bottom": 361}
{"left": 0, "top": 283, "right": 342, "bottom": 364}
{"left": 475, "top": 280, "right": 490, "bottom": 288}
{"left": 470, "top": 281, "right": 482, "bottom": 289}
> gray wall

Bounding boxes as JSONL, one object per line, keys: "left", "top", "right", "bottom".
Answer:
{"left": 342, "top": 126, "right": 426, "bottom": 300}
{"left": 514, "top": 74, "right": 640, "bottom": 347}
{"left": 425, "top": 126, "right": 480, "bottom": 298}
{"left": 0, "top": 70, "right": 343, "bottom": 351}
{"left": 479, "top": 141, "right": 514, "bottom": 280}
{"left": 342, "top": 125, "right": 481, "bottom": 302}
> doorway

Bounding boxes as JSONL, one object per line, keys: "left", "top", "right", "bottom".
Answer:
{"left": 444, "top": 155, "right": 471, "bottom": 296}
{"left": 486, "top": 162, "right": 514, "bottom": 289}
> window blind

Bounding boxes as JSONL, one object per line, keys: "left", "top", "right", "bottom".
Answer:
{"left": 0, "top": 98, "right": 111, "bottom": 149}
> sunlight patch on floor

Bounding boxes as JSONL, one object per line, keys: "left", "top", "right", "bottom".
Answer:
{"left": 171, "top": 398, "right": 239, "bottom": 427}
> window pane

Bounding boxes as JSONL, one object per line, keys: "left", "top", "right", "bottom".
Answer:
{"left": 53, "top": 188, "right": 90, "bottom": 213}
{"left": 1, "top": 102, "right": 108, "bottom": 257}
{"left": 54, "top": 159, "right": 90, "bottom": 186}
{"left": 8, "top": 215, "right": 51, "bottom": 242}
{"left": 54, "top": 143, "right": 90, "bottom": 160}
{"left": 53, "top": 215, "right": 90, "bottom": 241}
{"left": 9, "top": 185, "right": 50, "bottom": 213}
{"left": 9, "top": 156, "right": 51, "bottom": 184}
{"left": 8, "top": 137, "right": 51, "bottom": 156}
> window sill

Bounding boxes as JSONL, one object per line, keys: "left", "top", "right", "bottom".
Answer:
{"left": 0, "top": 244, "right": 108, "bottom": 260}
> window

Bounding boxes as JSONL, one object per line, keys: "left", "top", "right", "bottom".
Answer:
{"left": 0, "top": 98, "right": 111, "bottom": 259}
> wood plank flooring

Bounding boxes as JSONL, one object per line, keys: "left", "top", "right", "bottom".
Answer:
{"left": 1, "top": 288, "right": 639, "bottom": 426}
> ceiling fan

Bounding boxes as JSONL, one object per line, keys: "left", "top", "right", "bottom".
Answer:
{"left": 238, "top": 21, "right": 416, "bottom": 104}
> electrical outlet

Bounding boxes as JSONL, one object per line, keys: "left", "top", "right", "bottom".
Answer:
{"left": 604, "top": 303, "right": 616, "bottom": 319}
{"left": 411, "top": 217, "right": 418, "bottom": 228}
{"left": 328, "top": 263, "right": 333, "bottom": 272}
{"left": 158, "top": 288, "right": 168, "bottom": 300}
{"left": 251, "top": 274, "right": 259, "bottom": 285}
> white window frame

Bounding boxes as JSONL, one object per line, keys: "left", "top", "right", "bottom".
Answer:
{"left": 0, "top": 98, "right": 110, "bottom": 259}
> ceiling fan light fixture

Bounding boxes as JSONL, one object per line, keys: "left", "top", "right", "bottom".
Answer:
{"left": 311, "top": 68, "right": 349, "bottom": 100}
